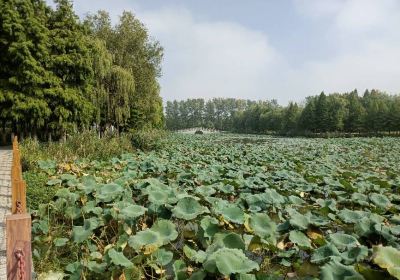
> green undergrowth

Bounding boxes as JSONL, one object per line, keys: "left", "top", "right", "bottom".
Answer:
{"left": 28, "top": 134, "right": 400, "bottom": 279}
{"left": 21, "top": 131, "right": 134, "bottom": 170}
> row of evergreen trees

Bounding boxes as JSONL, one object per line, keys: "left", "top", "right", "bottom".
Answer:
{"left": 0, "top": 0, "right": 164, "bottom": 142}
{"left": 165, "top": 90, "right": 400, "bottom": 135}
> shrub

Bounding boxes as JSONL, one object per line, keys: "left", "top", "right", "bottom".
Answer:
{"left": 130, "top": 129, "right": 167, "bottom": 150}
{"left": 195, "top": 130, "right": 204, "bottom": 135}
{"left": 23, "top": 171, "right": 55, "bottom": 211}
{"left": 21, "top": 130, "right": 134, "bottom": 170}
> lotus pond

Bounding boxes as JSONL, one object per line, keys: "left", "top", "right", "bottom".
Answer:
{"left": 30, "top": 134, "right": 400, "bottom": 279}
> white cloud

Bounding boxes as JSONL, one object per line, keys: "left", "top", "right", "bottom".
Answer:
{"left": 138, "top": 8, "right": 283, "bottom": 102}
{"left": 292, "top": 0, "right": 400, "bottom": 97}
{"left": 47, "top": 0, "right": 400, "bottom": 103}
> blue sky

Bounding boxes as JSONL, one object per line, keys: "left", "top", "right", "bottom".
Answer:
{"left": 47, "top": 0, "right": 400, "bottom": 104}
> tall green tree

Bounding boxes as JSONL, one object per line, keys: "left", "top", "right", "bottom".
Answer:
{"left": 0, "top": 0, "right": 53, "bottom": 139}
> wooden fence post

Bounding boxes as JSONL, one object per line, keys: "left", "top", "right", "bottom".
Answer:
{"left": 6, "top": 214, "right": 32, "bottom": 280}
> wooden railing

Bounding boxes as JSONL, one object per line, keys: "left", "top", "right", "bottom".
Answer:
{"left": 6, "top": 136, "right": 32, "bottom": 280}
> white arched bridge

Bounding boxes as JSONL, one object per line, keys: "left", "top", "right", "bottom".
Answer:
{"left": 175, "top": 127, "right": 220, "bottom": 134}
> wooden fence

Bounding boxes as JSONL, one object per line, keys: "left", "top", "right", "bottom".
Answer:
{"left": 6, "top": 136, "right": 32, "bottom": 280}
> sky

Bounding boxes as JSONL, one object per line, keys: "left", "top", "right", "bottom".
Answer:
{"left": 47, "top": 0, "right": 400, "bottom": 104}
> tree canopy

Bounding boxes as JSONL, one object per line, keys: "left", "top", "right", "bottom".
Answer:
{"left": 165, "top": 90, "right": 400, "bottom": 136}
{"left": 0, "top": 0, "right": 164, "bottom": 142}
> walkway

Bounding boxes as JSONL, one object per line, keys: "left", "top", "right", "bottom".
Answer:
{"left": 0, "top": 148, "right": 12, "bottom": 278}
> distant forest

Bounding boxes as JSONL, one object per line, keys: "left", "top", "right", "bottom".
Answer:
{"left": 165, "top": 89, "right": 400, "bottom": 135}
{"left": 0, "top": 0, "right": 164, "bottom": 142}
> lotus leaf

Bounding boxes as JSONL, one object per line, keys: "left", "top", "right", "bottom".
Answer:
{"left": 53, "top": 238, "right": 68, "bottom": 247}
{"left": 96, "top": 183, "right": 124, "bottom": 202}
{"left": 183, "top": 245, "right": 207, "bottom": 263}
{"left": 150, "top": 219, "right": 178, "bottom": 244}
{"left": 249, "top": 213, "right": 277, "bottom": 244}
{"left": 220, "top": 205, "right": 245, "bottom": 224}
{"left": 172, "top": 197, "right": 209, "bottom": 220}
{"left": 373, "top": 246, "right": 400, "bottom": 279}
{"left": 128, "top": 230, "right": 162, "bottom": 250}
{"left": 320, "top": 260, "right": 364, "bottom": 280}
{"left": 341, "top": 246, "right": 369, "bottom": 265}
{"left": 289, "top": 210, "right": 310, "bottom": 230}
{"left": 328, "top": 233, "right": 360, "bottom": 251}
{"left": 311, "top": 243, "right": 342, "bottom": 264}
{"left": 204, "top": 248, "right": 259, "bottom": 275}
{"left": 152, "top": 248, "right": 174, "bottom": 266}
{"left": 338, "top": 209, "right": 367, "bottom": 224}
{"left": 118, "top": 204, "right": 147, "bottom": 220}
{"left": 370, "top": 193, "right": 391, "bottom": 209}
{"left": 200, "top": 216, "right": 220, "bottom": 240}
{"left": 108, "top": 248, "right": 133, "bottom": 268}
{"left": 289, "top": 230, "right": 312, "bottom": 249}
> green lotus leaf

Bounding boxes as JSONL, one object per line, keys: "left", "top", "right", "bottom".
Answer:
{"left": 87, "top": 261, "right": 107, "bottom": 273}
{"left": 289, "top": 210, "right": 310, "bottom": 230}
{"left": 341, "top": 246, "right": 369, "bottom": 265}
{"left": 147, "top": 189, "right": 169, "bottom": 204}
{"left": 204, "top": 248, "right": 259, "bottom": 276}
{"left": 96, "top": 183, "right": 124, "bottom": 202}
{"left": 183, "top": 245, "right": 207, "bottom": 263}
{"left": 370, "top": 193, "right": 391, "bottom": 209}
{"left": 65, "top": 206, "right": 81, "bottom": 220}
{"left": 311, "top": 243, "right": 342, "bottom": 264}
{"left": 152, "top": 248, "right": 173, "bottom": 266}
{"left": 151, "top": 219, "right": 178, "bottom": 244}
{"left": 172, "top": 197, "right": 209, "bottom": 220}
{"left": 195, "top": 185, "right": 216, "bottom": 197}
{"left": 249, "top": 213, "right": 277, "bottom": 244}
{"left": 390, "top": 225, "right": 400, "bottom": 236}
{"left": 264, "top": 189, "right": 285, "bottom": 205}
{"left": 82, "top": 201, "right": 103, "bottom": 216}
{"left": 47, "top": 178, "right": 62, "bottom": 186}
{"left": 60, "top": 174, "right": 76, "bottom": 181}
{"left": 72, "top": 218, "right": 101, "bottom": 243}
{"left": 79, "top": 176, "right": 98, "bottom": 194}
{"left": 128, "top": 229, "right": 162, "bottom": 250}
{"left": 220, "top": 205, "right": 245, "bottom": 224}
{"left": 217, "top": 184, "right": 235, "bottom": 194}
{"left": 38, "top": 160, "right": 56, "bottom": 171}
{"left": 108, "top": 248, "right": 133, "bottom": 268}
{"left": 206, "top": 232, "right": 246, "bottom": 256}
{"left": 338, "top": 209, "right": 367, "bottom": 224}
{"left": 200, "top": 216, "right": 220, "bottom": 240}
{"left": 289, "top": 230, "right": 312, "bottom": 249}
{"left": 328, "top": 233, "right": 360, "bottom": 251}
{"left": 351, "top": 193, "right": 369, "bottom": 206}
{"left": 288, "top": 195, "right": 305, "bottom": 205}
{"left": 320, "top": 260, "right": 364, "bottom": 280}
{"left": 317, "top": 198, "right": 337, "bottom": 212}
{"left": 373, "top": 246, "right": 400, "bottom": 279}
{"left": 53, "top": 238, "right": 68, "bottom": 247}
{"left": 188, "top": 270, "right": 207, "bottom": 280}
{"left": 173, "top": 260, "right": 187, "bottom": 280}
{"left": 354, "top": 217, "right": 375, "bottom": 237}
{"left": 118, "top": 204, "right": 147, "bottom": 220}
{"left": 238, "top": 274, "right": 257, "bottom": 280}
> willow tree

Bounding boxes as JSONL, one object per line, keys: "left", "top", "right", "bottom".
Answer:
{"left": 105, "top": 65, "right": 135, "bottom": 132}
{"left": 85, "top": 10, "right": 164, "bottom": 130}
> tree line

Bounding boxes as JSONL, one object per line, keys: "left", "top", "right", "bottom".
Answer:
{"left": 165, "top": 89, "right": 400, "bottom": 135}
{"left": 0, "top": 0, "right": 163, "bottom": 143}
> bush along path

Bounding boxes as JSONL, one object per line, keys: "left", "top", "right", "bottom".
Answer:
{"left": 0, "top": 148, "right": 12, "bottom": 278}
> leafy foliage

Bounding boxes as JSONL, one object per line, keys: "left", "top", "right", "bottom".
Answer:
{"left": 29, "top": 134, "right": 400, "bottom": 279}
